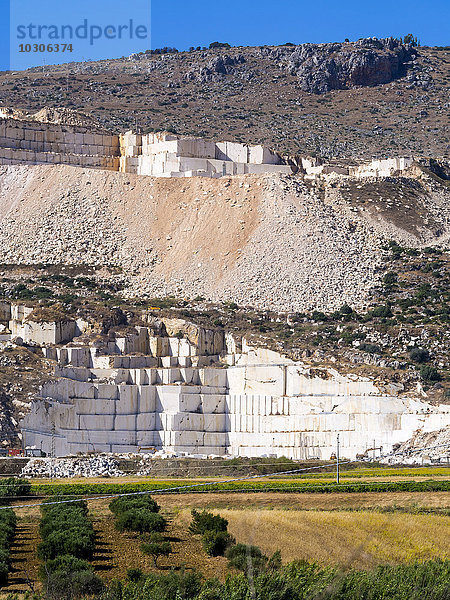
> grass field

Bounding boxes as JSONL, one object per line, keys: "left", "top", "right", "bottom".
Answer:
{"left": 2, "top": 466, "right": 449, "bottom": 596}
{"left": 218, "top": 509, "right": 450, "bottom": 570}
{"left": 3, "top": 486, "right": 449, "bottom": 595}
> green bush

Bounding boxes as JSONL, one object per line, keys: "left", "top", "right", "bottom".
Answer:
{"left": 359, "top": 343, "right": 382, "bottom": 354}
{"left": 202, "top": 530, "right": 235, "bottom": 557}
{"left": 115, "top": 509, "right": 167, "bottom": 534}
{"left": 40, "top": 507, "right": 90, "bottom": 538}
{"left": 94, "top": 559, "right": 450, "bottom": 600}
{"left": 189, "top": 509, "right": 228, "bottom": 535}
{"left": 409, "top": 348, "right": 430, "bottom": 363}
{"left": 226, "top": 543, "right": 268, "bottom": 576}
{"left": 0, "top": 508, "right": 16, "bottom": 585}
{"left": 109, "top": 495, "right": 160, "bottom": 515}
{"left": 38, "top": 527, "right": 96, "bottom": 560}
{"left": 39, "top": 554, "right": 93, "bottom": 579}
{"left": 140, "top": 568, "right": 203, "bottom": 600}
{"left": 368, "top": 305, "right": 393, "bottom": 318}
{"left": 44, "top": 569, "right": 103, "bottom": 600}
{"left": 38, "top": 501, "right": 95, "bottom": 561}
{"left": 127, "top": 567, "right": 144, "bottom": 582}
{"left": 420, "top": 365, "right": 441, "bottom": 382}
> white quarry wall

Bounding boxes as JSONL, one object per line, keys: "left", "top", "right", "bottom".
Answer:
{"left": 349, "top": 157, "right": 413, "bottom": 178}
{"left": 118, "top": 131, "right": 292, "bottom": 178}
{"left": 20, "top": 326, "right": 450, "bottom": 460}
{"left": 0, "top": 118, "right": 413, "bottom": 181}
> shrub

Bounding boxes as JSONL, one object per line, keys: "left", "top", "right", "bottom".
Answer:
{"left": 311, "top": 310, "right": 328, "bottom": 322}
{"left": 127, "top": 567, "right": 144, "bottom": 582}
{"left": 383, "top": 272, "right": 398, "bottom": 286}
{"left": 189, "top": 510, "right": 228, "bottom": 535}
{"left": 45, "top": 569, "right": 103, "bottom": 600}
{"left": 339, "top": 304, "right": 353, "bottom": 315}
{"left": 141, "top": 568, "right": 203, "bottom": 599}
{"left": 38, "top": 500, "right": 95, "bottom": 560}
{"left": 40, "top": 507, "right": 90, "bottom": 538}
{"left": 38, "top": 527, "right": 96, "bottom": 560}
{"left": 409, "top": 348, "right": 430, "bottom": 363}
{"left": 420, "top": 365, "right": 441, "bottom": 382}
{"left": 359, "top": 343, "right": 382, "bottom": 354}
{"left": 0, "top": 508, "right": 16, "bottom": 585}
{"left": 109, "top": 495, "right": 160, "bottom": 516}
{"left": 39, "top": 555, "right": 93, "bottom": 579}
{"left": 226, "top": 543, "right": 268, "bottom": 576}
{"left": 202, "top": 530, "right": 235, "bottom": 557}
{"left": 115, "top": 509, "right": 167, "bottom": 534}
{"left": 368, "top": 305, "right": 393, "bottom": 318}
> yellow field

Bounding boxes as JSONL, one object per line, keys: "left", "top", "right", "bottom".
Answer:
{"left": 208, "top": 509, "right": 450, "bottom": 570}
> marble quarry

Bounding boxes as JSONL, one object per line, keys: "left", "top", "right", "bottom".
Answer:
{"left": 119, "top": 131, "right": 293, "bottom": 178}
{"left": 0, "top": 115, "right": 292, "bottom": 178}
{"left": 20, "top": 321, "right": 450, "bottom": 460}
{"left": 0, "top": 113, "right": 414, "bottom": 180}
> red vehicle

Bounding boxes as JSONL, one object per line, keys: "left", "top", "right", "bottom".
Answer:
{"left": 7, "top": 449, "right": 23, "bottom": 457}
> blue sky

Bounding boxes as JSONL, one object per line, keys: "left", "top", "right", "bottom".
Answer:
{"left": 1, "top": 0, "right": 449, "bottom": 71}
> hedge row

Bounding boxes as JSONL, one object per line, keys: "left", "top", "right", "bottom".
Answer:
{"left": 38, "top": 499, "right": 95, "bottom": 560}
{"left": 38, "top": 499, "right": 102, "bottom": 599}
{"left": 31, "top": 478, "right": 450, "bottom": 497}
{"left": 0, "top": 509, "right": 17, "bottom": 585}
{"left": 0, "top": 477, "right": 31, "bottom": 500}
{"left": 109, "top": 494, "right": 167, "bottom": 534}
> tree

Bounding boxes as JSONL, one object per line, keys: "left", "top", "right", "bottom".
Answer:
{"left": 189, "top": 509, "right": 228, "bottom": 535}
{"left": 225, "top": 544, "right": 268, "bottom": 577}
{"left": 141, "top": 534, "right": 172, "bottom": 568}
{"left": 209, "top": 41, "right": 231, "bottom": 49}
{"left": 115, "top": 509, "right": 167, "bottom": 534}
{"left": 403, "top": 34, "right": 419, "bottom": 47}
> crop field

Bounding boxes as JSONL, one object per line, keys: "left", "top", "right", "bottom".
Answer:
{"left": 0, "top": 466, "right": 449, "bottom": 596}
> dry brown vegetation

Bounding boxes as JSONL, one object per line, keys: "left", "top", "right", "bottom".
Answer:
{"left": 1, "top": 46, "right": 449, "bottom": 159}
{"left": 5, "top": 487, "right": 449, "bottom": 594}
{"left": 218, "top": 509, "right": 450, "bottom": 570}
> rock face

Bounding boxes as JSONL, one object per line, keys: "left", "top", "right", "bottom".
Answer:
{"left": 273, "top": 38, "right": 418, "bottom": 93}
{"left": 185, "top": 54, "right": 246, "bottom": 83}
{"left": 20, "top": 324, "right": 450, "bottom": 461}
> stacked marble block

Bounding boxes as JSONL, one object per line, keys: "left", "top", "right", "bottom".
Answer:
{"left": 119, "top": 131, "right": 293, "bottom": 178}
{"left": 23, "top": 332, "right": 229, "bottom": 455}
{"left": 20, "top": 326, "right": 450, "bottom": 459}
{"left": 349, "top": 157, "right": 413, "bottom": 178}
{"left": 0, "top": 117, "right": 120, "bottom": 169}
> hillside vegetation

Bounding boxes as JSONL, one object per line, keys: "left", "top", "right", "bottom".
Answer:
{"left": 0, "top": 38, "right": 449, "bottom": 159}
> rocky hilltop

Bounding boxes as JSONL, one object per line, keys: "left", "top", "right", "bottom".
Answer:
{"left": 0, "top": 38, "right": 447, "bottom": 158}
{"left": 262, "top": 37, "right": 418, "bottom": 93}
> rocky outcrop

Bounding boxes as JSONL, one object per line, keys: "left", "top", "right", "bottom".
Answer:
{"left": 281, "top": 38, "right": 418, "bottom": 94}
{"left": 184, "top": 54, "right": 246, "bottom": 83}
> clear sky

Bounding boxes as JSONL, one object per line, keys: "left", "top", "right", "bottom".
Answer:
{"left": 0, "top": 0, "right": 449, "bottom": 72}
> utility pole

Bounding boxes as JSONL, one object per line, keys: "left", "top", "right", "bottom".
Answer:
{"left": 336, "top": 433, "right": 340, "bottom": 484}
{"left": 50, "top": 420, "right": 55, "bottom": 483}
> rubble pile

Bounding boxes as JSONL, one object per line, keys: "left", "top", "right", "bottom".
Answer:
{"left": 21, "top": 455, "right": 125, "bottom": 478}
{"left": 382, "top": 426, "right": 450, "bottom": 464}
